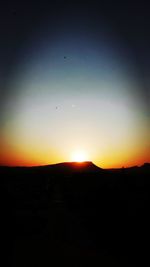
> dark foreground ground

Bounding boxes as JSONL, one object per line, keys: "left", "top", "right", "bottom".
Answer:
{"left": 1, "top": 162, "right": 150, "bottom": 266}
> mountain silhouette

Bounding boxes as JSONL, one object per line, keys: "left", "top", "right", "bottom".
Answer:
{"left": 141, "top": 162, "right": 150, "bottom": 168}
{"left": 45, "top": 161, "right": 102, "bottom": 174}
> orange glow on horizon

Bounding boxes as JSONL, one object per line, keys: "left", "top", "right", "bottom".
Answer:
{"left": 1, "top": 123, "right": 149, "bottom": 168}
{"left": 0, "top": 142, "right": 149, "bottom": 168}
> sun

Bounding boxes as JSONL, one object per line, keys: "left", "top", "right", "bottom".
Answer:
{"left": 71, "top": 150, "right": 88, "bottom": 163}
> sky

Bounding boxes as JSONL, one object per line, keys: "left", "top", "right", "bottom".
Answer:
{"left": 0, "top": 1, "right": 150, "bottom": 168}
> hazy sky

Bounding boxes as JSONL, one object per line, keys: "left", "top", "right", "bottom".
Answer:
{"left": 0, "top": 1, "right": 149, "bottom": 167}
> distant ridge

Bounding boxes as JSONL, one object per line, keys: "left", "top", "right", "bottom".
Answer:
{"left": 0, "top": 161, "right": 104, "bottom": 174}
{"left": 44, "top": 161, "right": 102, "bottom": 173}
{"left": 141, "top": 162, "right": 150, "bottom": 168}
{"left": 0, "top": 162, "right": 149, "bottom": 172}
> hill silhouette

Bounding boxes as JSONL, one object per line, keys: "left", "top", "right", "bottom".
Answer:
{"left": 38, "top": 161, "right": 102, "bottom": 173}
{"left": 1, "top": 162, "right": 150, "bottom": 266}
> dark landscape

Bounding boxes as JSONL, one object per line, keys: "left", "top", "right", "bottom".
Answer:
{"left": 1, "top": 162, "right": 150, "bottom": 266}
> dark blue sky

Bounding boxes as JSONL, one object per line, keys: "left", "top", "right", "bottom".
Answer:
{"left": 0, "top": 1, "right": 150, "bottom": 108}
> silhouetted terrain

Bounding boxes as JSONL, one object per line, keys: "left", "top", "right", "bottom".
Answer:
{"left": 1, "top": 162, "right": 150, "bottom": 266}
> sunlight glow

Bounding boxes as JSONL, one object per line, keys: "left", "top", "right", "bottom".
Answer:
{"left": 71, "top": 150, "right": 88, "bottom": 162}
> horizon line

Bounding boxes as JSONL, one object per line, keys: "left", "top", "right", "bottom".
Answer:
{"left": 0, "top": 161, "right": 149, "bottom": 169}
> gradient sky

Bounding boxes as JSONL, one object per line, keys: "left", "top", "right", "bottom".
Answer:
{"left": 0, "top": 1, "right": 149, "bottom": 168}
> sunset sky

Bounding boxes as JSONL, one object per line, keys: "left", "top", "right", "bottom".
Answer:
{"left": 0, "top": 1, "right": 149, "bottom": 168}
